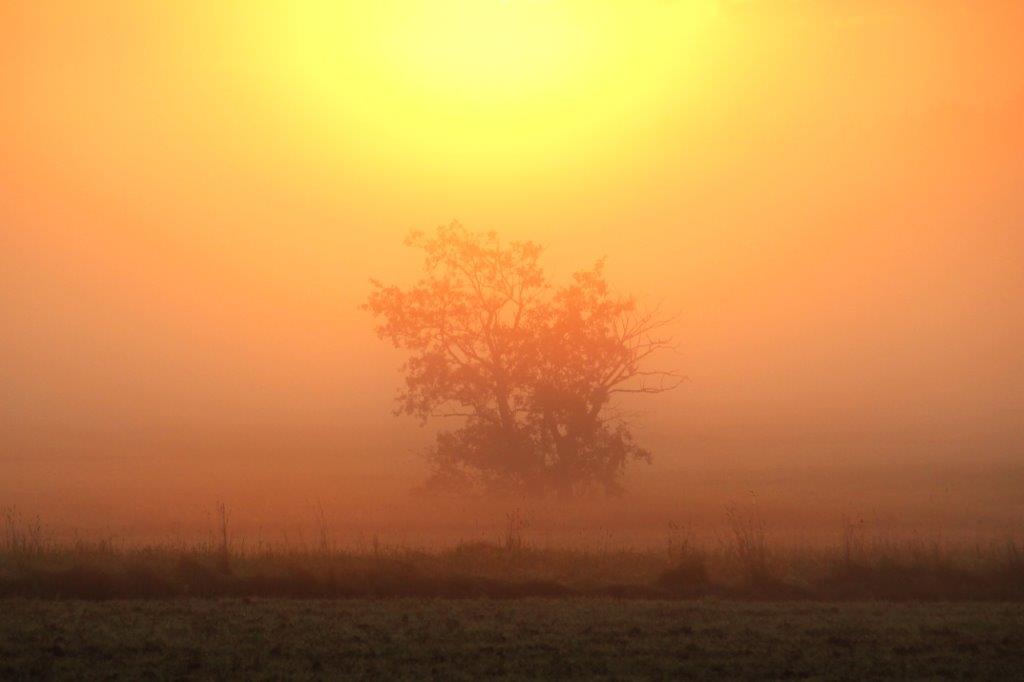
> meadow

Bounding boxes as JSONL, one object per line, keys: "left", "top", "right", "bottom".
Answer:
{"left": 4, "top": 507, "right": 1024, "bottom": 679}
{"left": 3, "top": 506, "right": 1023, "bottom": 602}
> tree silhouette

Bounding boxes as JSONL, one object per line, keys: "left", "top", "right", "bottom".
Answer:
{"left": 365, "top": 223, "right": 680, "bottom": 497}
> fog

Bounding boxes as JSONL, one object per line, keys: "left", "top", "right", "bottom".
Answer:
{"left": 2, "top": 1, "right": 1022, "bottom": 543}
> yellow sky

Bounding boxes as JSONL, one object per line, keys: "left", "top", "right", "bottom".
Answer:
{"left": 2, "top": 2, "right": 1023, "bottom": 516}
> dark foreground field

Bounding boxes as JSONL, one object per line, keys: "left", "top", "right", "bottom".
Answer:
{"left": 2, "top": 599, "right": 1022, "bottom": 680}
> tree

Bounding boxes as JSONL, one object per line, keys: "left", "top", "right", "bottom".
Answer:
{"left": 365, "top": 223, "right": 681, "bottom": 497}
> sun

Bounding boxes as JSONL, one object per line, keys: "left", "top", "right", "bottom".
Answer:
{"left": 236, "top": 1, "right": 728, "bottom": 179}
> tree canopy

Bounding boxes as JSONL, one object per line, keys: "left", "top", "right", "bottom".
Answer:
{"left": 365, "top": 224, "right": 680, "bottom": 497}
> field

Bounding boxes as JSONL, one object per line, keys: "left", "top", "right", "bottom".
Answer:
{"left": 4, "top": 511, "right": 1024, "bottom": 678}
{"left": 3, "top": 599, "right": 1023, "bottom": 679}
{"left": 3, "top": 504, "right": 1023, "bottom": 601}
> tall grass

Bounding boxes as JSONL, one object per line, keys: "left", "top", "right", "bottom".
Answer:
{"left": 724, "top": 498, "right": 772, "bottom": 587}
{"left": 0, "top": 504, "right": 1021, "bottom": 600}
{"left": 2, "top": 507, "right": 44, "bottom": 556}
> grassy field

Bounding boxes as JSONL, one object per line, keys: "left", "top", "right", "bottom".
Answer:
{"left": 5, "top": 504, "right": 1024, "bottom": 601}
{"left": 2, "top": 598, "right": 1023, "bottom": 679}
{"left": 3, "top": 538, "right": 1023, "bottom": 601}
{"left": 4, "top": 508, "right": 1024, "bottom": 677}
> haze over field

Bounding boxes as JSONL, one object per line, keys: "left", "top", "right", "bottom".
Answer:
{"left": 2, "top": 1, "right": 1022, "bottom": 540}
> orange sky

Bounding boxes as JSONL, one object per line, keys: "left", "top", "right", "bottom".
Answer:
{"left": 2, "top": 1, "right": 1022, "bottom": 533}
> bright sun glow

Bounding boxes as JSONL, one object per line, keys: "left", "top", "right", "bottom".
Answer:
{"left": 238, "top": 1, "right": 728, "bottom": 178}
